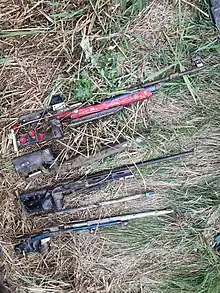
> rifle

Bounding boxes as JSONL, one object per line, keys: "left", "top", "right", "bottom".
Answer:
{"left": 11, "top": 89, "right": 154, "bottom": 150}
{"left": 15, "top": 209, "right": 174, "bottom": 254}
{"left": 12, "top": 140, "right": 134, "bottom": 177}
{"left": 19, "top": 150, "right": 193, "bottom": 214}
{"left": 10, "top": 62, "right": 205, "bottom": 151}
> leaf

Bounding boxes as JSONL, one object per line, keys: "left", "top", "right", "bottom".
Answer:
{"left": 51, "top": 6, "right": 88, "bottom": 19}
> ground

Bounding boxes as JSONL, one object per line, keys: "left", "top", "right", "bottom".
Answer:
{"left": 0, "top": 0, "right": 219, "bottom": 292}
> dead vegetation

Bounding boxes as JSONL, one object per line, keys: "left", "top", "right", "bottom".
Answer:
{"left": 0, "top": 0, "right": 219, "bottom": 292}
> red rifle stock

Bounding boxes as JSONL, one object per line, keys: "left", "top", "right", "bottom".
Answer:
{"left": 56, "top": 89, "right": 153, "bottom": 120}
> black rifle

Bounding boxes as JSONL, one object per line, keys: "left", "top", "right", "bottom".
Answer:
{"left": 19, "top": 150, "right": 193, "bottom": 214}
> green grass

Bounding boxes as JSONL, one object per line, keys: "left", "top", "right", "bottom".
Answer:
{"left": 50, "top": 6, "right": 89, "bottom": 19}
{"left": 0, "top": 57, "right": 9, "bottom": 64}
{"left": 0, "top": 29, "right": 52, "bottom": 37}
{"left": 1, "top": 0, "right": 219, "bottom": 292}
{"left": 103, "top": 215, "right": 200, "bottom": 254}
{"left": 168, "top": 180, "right": 220, "bottom": 230}
{"left": 162, "top": 239, "right": 220, "bottom": 293}
{"left": 117, "top": 0, "right": 148, "bottom": 16}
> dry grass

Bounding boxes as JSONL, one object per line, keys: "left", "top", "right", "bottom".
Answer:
{"left": 0, "top": 0, "right": 219, "bottom": 292}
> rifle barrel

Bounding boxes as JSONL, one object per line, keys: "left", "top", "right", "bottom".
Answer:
{"left": 108, "top": 150, "right": 194, "bottom": 173}
{"left": 132, "top": 150, "right": 194, "bottom": 169}
{"left": 49, "top": 209, "right": 174, "bottom": 231}
{"left": 127, "top": 66, "right": 205, "bottom": 91}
